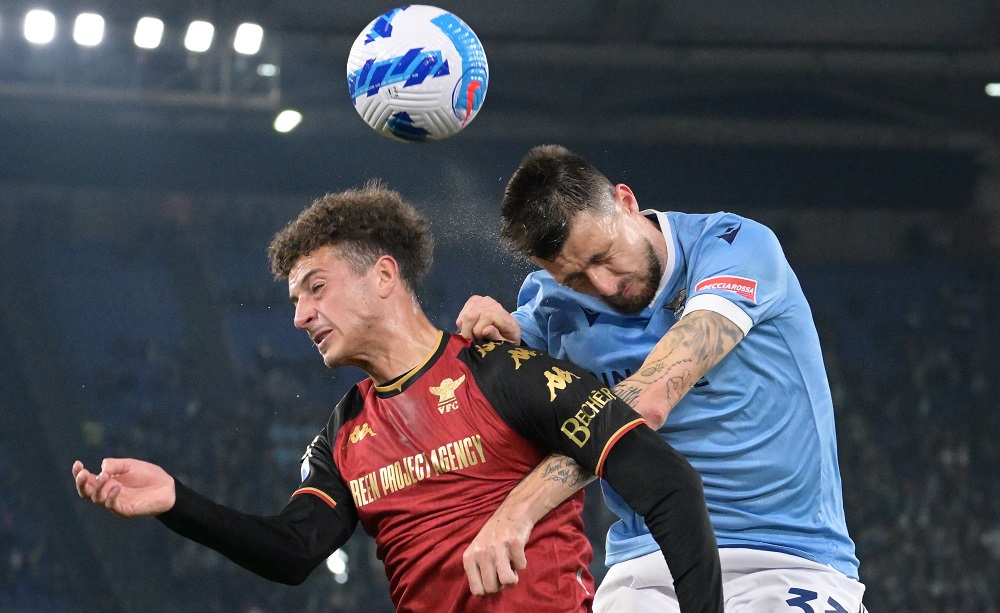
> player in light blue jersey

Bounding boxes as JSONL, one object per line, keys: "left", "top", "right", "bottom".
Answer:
{"left": 458, "top": 145, "right": 867, "bottom": 612}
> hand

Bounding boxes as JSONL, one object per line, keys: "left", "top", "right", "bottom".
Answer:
{"left": 72, "top": 458, "right": 176, "bottom": 517}
{"left": 462, "top": 511, "right": 532, "bottom": 596}
{"left": 456, "top": 295, "right": 521, "bottom": 345}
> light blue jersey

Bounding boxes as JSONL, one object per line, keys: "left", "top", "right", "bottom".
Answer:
{"left": 513, "top": 210, "right": 859, "bottom": 579}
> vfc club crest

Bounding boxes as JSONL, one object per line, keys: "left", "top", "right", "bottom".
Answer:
{"left": 430, "top": 374, "right": 465, "bottom": 414}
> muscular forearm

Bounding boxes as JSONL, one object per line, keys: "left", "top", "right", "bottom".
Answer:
{"left": 612, "top": 309, "right": 743, "bottom": 428}
{"left": 157, "top": 481, "right": 353, "bottom": 585}
{"left": 495, "top": 454, "right": 595, "bottom": 524}
{"left": 601, "top": 427, "right": 723, "bottom": 613}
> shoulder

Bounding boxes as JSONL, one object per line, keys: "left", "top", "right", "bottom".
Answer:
{"left": 326, "top": 385, "right": 366, "bottom": 439}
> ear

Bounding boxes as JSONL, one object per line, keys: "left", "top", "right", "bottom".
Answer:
{"left": 372, "top": 255, "right": 400, "bottom": 299}
{"left": 614, "top": 184, "right": 640, "bottom": 215}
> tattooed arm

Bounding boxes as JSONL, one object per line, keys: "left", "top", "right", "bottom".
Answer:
{"left": 463, "top": 454, "right": 595, "bottom": 595}
{"left": 464, "top": 309, "right": 743, "bottom": 596}
{"left": 613, "top": 309, "right": 744, "bottom": 429}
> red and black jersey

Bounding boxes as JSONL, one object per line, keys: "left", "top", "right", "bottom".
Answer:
{"left": 293, "top": 332, "right": 643, "bottom": 612}
{"left": 159, "top": 332, "right": 723, "bottom": 613}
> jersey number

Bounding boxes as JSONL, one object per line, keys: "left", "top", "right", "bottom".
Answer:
{"left": 785, "top": 588, "right": 848, "bottom": 613}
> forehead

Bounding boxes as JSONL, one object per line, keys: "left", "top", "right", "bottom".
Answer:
{"left": 287, "top": 245, "right": 347, "bottom": 290}
{"left": 537, "top": 211, "right": 620, "bottom": 275}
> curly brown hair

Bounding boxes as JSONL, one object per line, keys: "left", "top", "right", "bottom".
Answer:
{"left": 268, "top": 180, "right": 434, "bottom": 294}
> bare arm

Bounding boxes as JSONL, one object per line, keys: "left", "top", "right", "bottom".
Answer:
{"left": 613, "top": 309, "right": 744, "bottom": 429}
{"left": 463, "top": 455, "right": 594, "bottom": 595}
{"left": 464, "top": 308, "right": 744, "bottom": 595}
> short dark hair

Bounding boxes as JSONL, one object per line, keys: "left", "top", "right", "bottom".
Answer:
{"left": 500, "top": 144, "right": 615, "bottom": 261}
{"left": 268, "top": 180, "right": 433, "bottom": 294}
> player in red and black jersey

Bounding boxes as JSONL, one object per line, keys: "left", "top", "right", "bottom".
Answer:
{"left": 73, "top": 182, "right": 722, "bottom": 613}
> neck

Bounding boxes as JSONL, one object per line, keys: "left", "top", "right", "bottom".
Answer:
{"left": 640, "top": 212, "right": 668, "bottom": 271}
{"left": 355, "top": 298, "right": 441, "bottom": 385}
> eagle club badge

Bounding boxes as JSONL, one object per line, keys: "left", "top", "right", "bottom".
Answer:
{"left": 430, "top": 375, "right": 466, "bottom": 414}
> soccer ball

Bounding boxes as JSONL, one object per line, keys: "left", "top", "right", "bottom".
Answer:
{"left": 347, "top": 5, "right": 488, "bottom": 142}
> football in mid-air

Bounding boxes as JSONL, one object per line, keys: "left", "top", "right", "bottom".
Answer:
{"left": 347, "top": 5, "right": 488, "bottom": 142}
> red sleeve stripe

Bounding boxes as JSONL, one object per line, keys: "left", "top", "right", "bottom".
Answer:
{"left": 291, "top": 487, "right": 337, "bottom": 509}
{"left": 595, "top": 419, "right": 646, "bottom": 478}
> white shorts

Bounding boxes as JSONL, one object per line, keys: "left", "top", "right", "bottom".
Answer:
{"left": 594, "top": 548, "right": 867, "bottom": 613}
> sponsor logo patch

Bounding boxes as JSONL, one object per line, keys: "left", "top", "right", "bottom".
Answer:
{"left": 694, "top": 275, "right": 758, "bottom": 302}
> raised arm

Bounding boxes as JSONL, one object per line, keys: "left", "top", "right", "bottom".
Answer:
{"left": 72, "top": 456, "right": 356, "bottom": 585}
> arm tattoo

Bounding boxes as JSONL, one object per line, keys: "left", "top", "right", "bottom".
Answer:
{"left": 618, "top": 311, "right": 744, "bottom": 407}
{"left": 537, "top": 455, "right": 594, "bottom": 488}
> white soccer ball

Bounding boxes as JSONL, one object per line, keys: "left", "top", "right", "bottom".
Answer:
{"left": 347, "top": 5, "right": 489, "bottom": 142}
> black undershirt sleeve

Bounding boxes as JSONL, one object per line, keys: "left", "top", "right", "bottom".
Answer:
{"left": 601, "top": 425, "right": 724, "bottom": 613}
{"left": 462, "top": 340, "right": 723, "bottom": 613}
{"left": 157, "top": 479, "right": 356, "bottom": 586}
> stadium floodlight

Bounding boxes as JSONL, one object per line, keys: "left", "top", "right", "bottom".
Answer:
{"left": 273, "top": 110, "right": 302, "bottom": 133}
{"left": 184, "top": 20, "right": 214, "bottom": 53}
{"left": 233, "top": 22, "right": 263, "bottom": 55}
{"left": 134, "top": 17, "right": 164, "bottom": 49}
{"left": 256, "top": 63, "right": 278, "bottom": 77}
{"left": 73, "top": 13, "right": 105, "bottom": 46}
{"left": 986, "top": 83, "right": 1000, "bottom": 98}
{"left": 24, "top": 9, "right": 56, "bottom": 45}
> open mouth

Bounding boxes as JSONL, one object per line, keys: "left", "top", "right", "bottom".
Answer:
{"left": 313, "top": 329, "right": 332, "bottom": 347}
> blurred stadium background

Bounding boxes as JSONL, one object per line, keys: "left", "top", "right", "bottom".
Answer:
{"left": 1, "top": 0, "right": 999, "bottom": 611}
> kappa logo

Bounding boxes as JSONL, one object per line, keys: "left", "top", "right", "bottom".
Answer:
{"left": 508, "top": 347, "right": 539, "bottom": 369}
{"left": 430, "top": 374, "right": 466, "bottom": 414}
{"left": 695, "top": 275, "right": 758, "bottom": 303}
{"left": 544, "top": 367, "right": 580, "bottom": 402}
{"left": 348, "top": 423, "right": 377, "bottom": 444}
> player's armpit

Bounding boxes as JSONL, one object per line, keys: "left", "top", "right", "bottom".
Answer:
{"left": 613, "top": 309, "right": 744, "bottom": 428}
{"left": 601, "top": 426, "right": 724, "bottom": 613}
{"left": 157, "top": 480, "right": 356, "bottom": 585}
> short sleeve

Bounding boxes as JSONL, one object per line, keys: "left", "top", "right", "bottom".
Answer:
{"left": 461, "top": 341, "right": 645, "bottom": 477}
{"left": 684, "top": 214, "right": 789, "bottom": 335}
{"left": 512, "top": 273, "right": 551, "bottom": 352}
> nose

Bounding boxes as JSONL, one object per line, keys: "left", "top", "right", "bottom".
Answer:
{"left": 293, "top": 298, "right": 315, "bottom": 330}
{"left": 586, "top": 267, "right": 618, "bottom": 297}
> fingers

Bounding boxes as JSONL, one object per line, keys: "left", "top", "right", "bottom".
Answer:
{"left": 510, "top": 540, "right": 527, "bottom": 573}
{"left": 463, "top": 544, "right": 509, "bottom": 596}
{"left": 463, "top": 541, "right": 521, "bottom": 597}
{"left": 73, "top": 460, "right": 123, "bottom": 511}
{"left": 455, "top": 295, "right": 521, "bottom": 344}
{"left": 74, "top": 463, "right": 97, "bottom": 499}
{"left": 99, "top": 457, "right": 129, "bottom": 478}
{"left": 462, "top": 546, "right": 490, "bottom": 596}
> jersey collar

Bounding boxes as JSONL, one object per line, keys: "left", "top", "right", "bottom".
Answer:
{"left": 641, "top": 209, "right": 678, "bottom": 306}
{"left": 373, "top": 330, "right": 448, "bottom": 397}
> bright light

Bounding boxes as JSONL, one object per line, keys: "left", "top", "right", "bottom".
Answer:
{"left": 73, "top": 13, "right": 104, "bottom": 46}
{"left": 256, "top": 63, "right": 278, "bottom": 77}
{"left": 24, "top": 9, "right": 56, "bottom": 45}
{"left": 134, "top": 17, "right": 164, "bottom": 49}
{"left": 325, "top": 549, "right": 348, "bottom": 584}
{"left": 233, "top": 22, "right": 263, "bottom": 55}
{"left": 184, "top": 20, "right": 214, "bottom": 53}
{"left": 986, "top": 83, "right": 1000, "bottom": 98}
{"left": 274, "top": 110, "right": 302, "bottom": 133}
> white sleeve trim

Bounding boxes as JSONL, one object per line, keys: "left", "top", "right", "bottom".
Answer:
{"left": 682, "top": 293, "right": 753, "bottom": 336}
